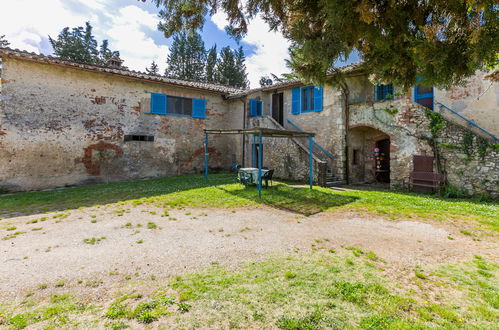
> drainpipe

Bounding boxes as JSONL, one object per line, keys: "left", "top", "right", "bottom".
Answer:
{"left": 240, "top": 96, "right": 247, "bottom": 166}
{"left": 342, "top": 84, "right": 350, "bottom": 185}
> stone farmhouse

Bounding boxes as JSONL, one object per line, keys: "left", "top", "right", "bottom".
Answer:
{"left": 0, "top": 48, "right": 498, "bottom": 197}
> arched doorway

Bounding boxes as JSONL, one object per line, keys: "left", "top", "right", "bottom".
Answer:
{"left": 349, "top": 126, "right": 391, "bottom": 184}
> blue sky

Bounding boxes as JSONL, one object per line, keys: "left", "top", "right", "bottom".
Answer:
{"left": 1, "top": 0, "right": 356, "bottom": 87}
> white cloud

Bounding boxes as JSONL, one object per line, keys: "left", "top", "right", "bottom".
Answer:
{"left": 0, "top": 0, "right": 168, "bottom": 73}
{"left": 211, "top": 12, "right": 291, "bottom": 88}
{"left": 0, "top": 0, "right": 88, "bottom": 53}
{"left": 105, "top": 5, "right": 169, "bottom": 73}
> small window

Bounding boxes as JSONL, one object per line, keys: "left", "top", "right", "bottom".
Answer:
{"left": 375, "top": 84, "right": 394, "bottom": 101}
{"left": 124, "top": 135, "right": 154, "bottom": 142}
{"left": 352, "top": 149, "right": 360, "bottom": 165}
{"left": 167, "top": 96, "right": 192, "bottom": 116}
{"left": 301, "top": 86, "right": 315, "bottom": 112}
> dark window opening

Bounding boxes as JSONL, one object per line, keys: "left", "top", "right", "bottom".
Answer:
{"left": 301, "top": 86, "right": 315, "bottom": 112}
{"left": 167, "top": 96, "right": 192, "bottom": 116}
{"left": 352, "top": 149, "right": 360, "bottom": 165}
{"left": 375, "top": 84, "right": 394, "bottom": 101}
{"left": 124, "top": 135, "right": 154, "bottom": 142}
{"left": 272, "top": 93, "right": 284, "bottom": 126}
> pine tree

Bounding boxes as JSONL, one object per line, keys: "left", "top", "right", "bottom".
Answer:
{"left": 0, "top": 35, "right": 10, "bottom": 47}
{"left": 99, "top": 40, "right": 120, "bottom": 64}
{"left": 156, "top": 0, "right": 499, "bottom": 88}
{"left": 233, "top": 46, "right": 248, "bottom": 88}
{"left": 216, "top": 46, "right": 248, "bottom": 88}
{"left": 205, "top": 45, "right": 217, "bottom": 83}
{"left": 166, "top": 31, "right": 206, "bottom": 81}
{"left": 146, "top": 61, "right": 160, "bottom": 75}
{"left": 49, "top": 22, "right": 122, "bottom": 66}
{"left": 216, "top": 46, "right": 236, "bottom": 86}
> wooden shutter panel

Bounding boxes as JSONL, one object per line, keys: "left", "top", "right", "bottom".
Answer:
{"left": 257, "top": 100, "right": 263, "bottom": 116}
{"left": 314, "top": 85, "right": 323, "bottom": 111}
{"left": 249, "top": 99, "right": 257, "bottom": 116}
{"left": 292, "top": 88, "right": 300, "bottom": 114}
{"left": 151, "top": 93, "right": 167, "bottom": 114}
{"left": 192, "top": 99, "right": 206, "bottom": 118}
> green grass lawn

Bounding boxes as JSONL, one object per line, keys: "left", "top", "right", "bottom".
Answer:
{"left": 1, "top": 250, "right": 497, "bottom": 329}
{"left": 0, "top": 174, "right": 497, "bottom": 230}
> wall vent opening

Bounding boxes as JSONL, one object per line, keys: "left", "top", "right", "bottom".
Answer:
{"left": 124, "top": 135, "right": 154, "bottom": 142}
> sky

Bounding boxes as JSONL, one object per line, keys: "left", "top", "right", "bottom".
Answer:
{"left": 0, "top": 0, "right": 355, "bottom": 88}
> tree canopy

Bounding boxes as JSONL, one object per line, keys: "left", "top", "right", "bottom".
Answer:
{"left": 165, "top": 31, "right": 206, "bottom": 80}
{"left": 49, "top": 22, "right": 122, "bottom": 66}
{"left": 150, "top": 0, "right": 499, "bottom": 88}
{"left": 145, "top": 61, "right": 160, "bottom": 75}
{"left": 165, "top": 31, "right": 248, "bottom": 87}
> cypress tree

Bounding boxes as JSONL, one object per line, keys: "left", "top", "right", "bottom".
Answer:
{"left": 166, "top": 31, "right": 206, "bottom": 81}
{"left": 216, "top": 46, "right": 236, "bottom": 86}
{"left": 206, "top": 45, "right": 217, "bottom": 83}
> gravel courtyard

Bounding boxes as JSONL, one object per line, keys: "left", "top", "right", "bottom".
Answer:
{"left": 1, "top": 204, "right": 496, "bottom": 298}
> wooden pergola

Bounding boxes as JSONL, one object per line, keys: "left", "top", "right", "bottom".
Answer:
{"left": 203, "top": 127, "right": 315, "bottom": 197}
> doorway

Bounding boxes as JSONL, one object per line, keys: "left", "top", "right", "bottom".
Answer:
{"left": 272, "top": 93, "right": 284, "bottom": 126}
{"left": 375, "top": 139, "right": 390, "bottom": 183}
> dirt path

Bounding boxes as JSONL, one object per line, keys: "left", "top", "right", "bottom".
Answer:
{"left": 0, "top": 205, "right": 496, "bottom": 299}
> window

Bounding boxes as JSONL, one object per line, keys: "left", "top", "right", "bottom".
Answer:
{"left": 249, "top": 99, "right": 263, "bottom": 117}
{"left": 301, "top": 86, "right": 315, "bottom": 112}
{"left": 292, "top": 85, "right": 323, "bottom": 114}
{"left": 149, "top": 93, "right": 206, "bottom": 118}
{"left": 167, "top": 95, "right": 192, "bottom": 116}
{"left": 124, "top": 135, "right": 154, "bottom": 142}
{"left": 375, "top": 84, "right": 394, "bottom": 101}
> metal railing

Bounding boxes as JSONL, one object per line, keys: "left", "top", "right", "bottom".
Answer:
{"left": 287, "top": 119, "right": 336, "bottom": 160}
{"left": 435, "top": 102, "right": 498, "bottom": 141}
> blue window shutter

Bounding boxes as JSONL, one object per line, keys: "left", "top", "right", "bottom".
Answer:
{"left": 151, "top": 93, "right": 167, "bottom": 114}
{"left": 192, "top": 99, "right": 206, "bottom": 118}
{"left": 249, "top": 99, "right": 256, "bottom": 116}
{"left": 292, "top": 88, "right": 300, "bottom": 114}
{"left": 314, "top": 85, "right": 323, "bottom": 111}
{"left": 257, "top": 100, "right": 263, "bottom": 116}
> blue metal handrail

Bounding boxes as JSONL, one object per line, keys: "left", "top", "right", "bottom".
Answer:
{"left": 287, "top": 119, "right": 336, "bottom": 160}
{"left": 435, "top": 102, "right": 498, "bottom": 141}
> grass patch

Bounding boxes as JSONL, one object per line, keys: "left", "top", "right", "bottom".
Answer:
{"left": 2, "top": 294, "right": 94, "bottom": 329}
{"left": 1, "top": 252, "right": 496, "bottom": 328}
{"left": 82, "top": 237, "right": 106, "bottom": 245}
{"left": 0, "top": 174, "right": 496, "bottom": 230}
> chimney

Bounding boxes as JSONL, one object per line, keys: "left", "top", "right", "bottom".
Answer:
{"left": 106, "top": 56, "right": 124, "bottom": 68}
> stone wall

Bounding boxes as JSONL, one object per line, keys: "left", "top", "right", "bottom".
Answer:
{"left": 0, "top": 58, "right": 242, "bottom": 192}
{"left": 436, "top": 121, "right": 499, "bottom": 197}
{"left": 349, "top": 99, "right": 434, "bottom": 187}
{"left": 349, "top": 98, "right": 499, "bottom": 197}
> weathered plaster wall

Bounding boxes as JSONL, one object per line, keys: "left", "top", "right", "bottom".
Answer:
{"left": 0, "top": 58, "right": 241, "bottom": 192}
{"left": 248, "top": 85, "right": 345, "bottom": 180}
{"left": 433, "top": 71, "right": 499, "bottom": 137}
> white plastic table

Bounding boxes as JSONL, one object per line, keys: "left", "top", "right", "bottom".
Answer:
{"left": 238, "top": 168, "right": 269, "bottom": 184}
